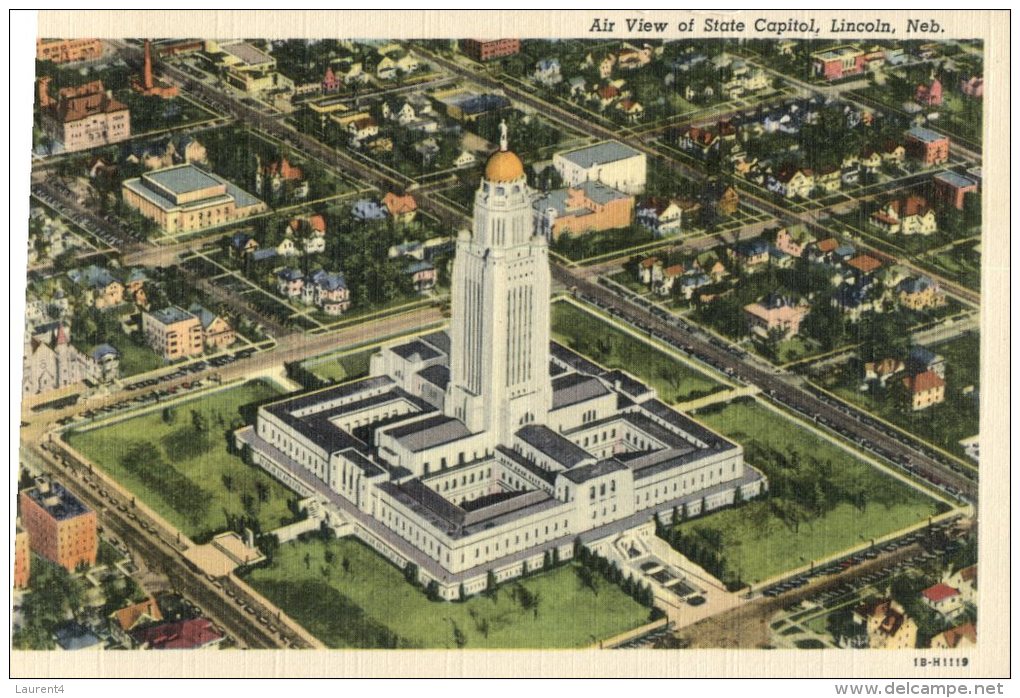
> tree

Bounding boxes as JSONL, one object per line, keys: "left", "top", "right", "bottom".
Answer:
{"left": 221, "top": 474, "right": 234, "bottom": 492}
{"left": 576, "top": 565, "right": 599, "bottom": 595}
{"left": 161, "top": 406, "right": 177, "bottom": 424}
{"left": 342, "top": 556, "right": 350, "bottom": 574}
{"left": 485, "top": 570, "right": 497, "bottom": 597}
{"left": 191, "top": 409, "right": 209, "bottom": 435}
{"left": 403, "top": 561, "right": 419, "bottom": 586}
{"left": 255, "top": 481, "right": 269, "bottom": 503}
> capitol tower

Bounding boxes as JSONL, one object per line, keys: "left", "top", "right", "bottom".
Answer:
{"left": 445, "top": 122, "right": 552, "bottom": 443}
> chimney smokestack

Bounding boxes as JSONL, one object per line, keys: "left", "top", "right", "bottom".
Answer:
{"left": 143, "top": 39, "right": 154, "bottom": 90}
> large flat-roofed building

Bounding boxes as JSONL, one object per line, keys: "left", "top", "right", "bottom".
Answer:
{"left": 905, "top": 127, "right": 950, "bottom": 166}
{"left": 37, "top": 38, "right": 104, "bottom": 63}
{"left": 238, "top": 129, "right": 765, "bottom": 598}
{"left": 142, "top": 305, "right": 205, "bottom": 360}
{"left": 553, "top": 141, "right": 646, "bottom": 195}
{"left": 19, "top": 477, "right": 98, "bottom": 572}
{"left": 122, "top": 164, "right": 266, "bottom": 234}
{"left": 14, "top": 527, "right": 30, "bottom": 589}
{"left": 533, "top": 182, "right": 635, "bottom": 240}
{"left": 459, "top": 39, "right": 520, "bottom": 62}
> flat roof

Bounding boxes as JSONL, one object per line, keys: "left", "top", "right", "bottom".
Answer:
{"left": 933, "top": 171, "right": 977, "bottom": 188}
{"left": 557, "top": 141, "right": 643, "bottom": 169}
{"left": 23, "top": 480, "right": 91, "bottom": 521}
{"left": 516, "top": 424, "right": 592, "bottom": 468}
{"left": 220, "top": 41, "right": 274, "bottom": 66}
{"left": 551, "top": 372, "right": 610, "bottom": 410}
{"left": 144, "top": 165, "right": 223, "bottom": 196}
{"left": 560, "top": 458, "right": 628, "bottom": 484}
{"left": 384, "top": 414, "right": 472, "bottom": 453}
{"left": 907, "top": 126, "right": 947, "bottom": 143}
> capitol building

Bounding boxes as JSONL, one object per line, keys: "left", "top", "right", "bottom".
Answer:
{"left": 236, "top": 128, "right": 766, "bottom": 598}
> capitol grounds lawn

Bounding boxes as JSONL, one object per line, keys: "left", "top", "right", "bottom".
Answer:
{"left": 551, "top": 300, "right": 726, "bottom": 404}
{"left": 813, "top": 333, "right": 980, "bottom": 462}
{"left": 64, "top": 380, "right": 302, "bottom": 543}
{"left": 675, "top": 399, "right": 942, "bottom": 586}
{"left": 302, "top": 348, "right": 374, "bottom": 383}
{"left": 240, "top": 536, "right": 651, "bottom": 649}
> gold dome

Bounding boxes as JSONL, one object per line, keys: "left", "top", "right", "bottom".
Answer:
{"left": 484, "top": 149, "right": 525, "bottom": 182}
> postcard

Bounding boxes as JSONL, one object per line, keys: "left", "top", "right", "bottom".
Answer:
{"left": 10, "top": 9, "right": 1009, "bottom": 680}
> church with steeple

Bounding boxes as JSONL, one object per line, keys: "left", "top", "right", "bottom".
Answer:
{"left": 237, "top": 126, "right": 766, "bottom": 597}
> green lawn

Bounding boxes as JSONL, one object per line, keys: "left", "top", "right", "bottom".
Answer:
{"left": 551, "top": 301, "right": 725, "bottom": 403}
{"left": 65, "top": 380, "right": 301, "bottom": 543}
{"left": 114, "top": 332, "right": 165, "bottom": 377}
{"left": 303, "top": 348, "right": 375, "bottom": 383}
{"left": 551, "top": 226, "right": 656, "bottom": 262}
{"left": 242, "top": 536, "right": 651, "bottom": 649}
{"left": 816, "top": 333, "right": 980, "bottom": 461}
{"left": 677, "top": 399, "right": 941, "bottom": 584}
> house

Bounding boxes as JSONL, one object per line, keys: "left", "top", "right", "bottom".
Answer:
{"left": 744, "top": 293, "right": 809, "bottom": 339}
{"left": 921, "top": 582, "right": 964, "bottom": 618}
{"left": 142, "top": 306, "right": 204, "bottom": 360}
{"left": 859, "top": 148, "right": 883, "bottom": 173}
{"left": 960, "top": 75, "right": 983, "bottom": 99}
{"left": 946, "top": 565, "right": 978, "bottom": 605}
{"left": 303, "top": 270, "right": 351, "bottom": 316}
{"left": 352, "top": 198, "right": 388, "bottom": 222}
{"left": 615, "top": 98, "right": 644, "bottom": 123}
{"left": 382, "top": 192, "right": 418, "bottom": 224}
{"left": 832, "top": 281, "right": 880, "bottom": 322}
{"left": 67, "top": 265, "right": 124, "bottom": 309}
{"left": 110, "top": 597, "right": 164, "bottom": 647}
{"left": 729, "top": 238, "right": 770, "bottom": 270}
{"left": 414, "top": 138, "right": 441, "bottom": 163}
{"left": 863, "top": 358, "right": 905, "bottom": 387}
{"left": 250, "top": 248, "right": 278, "bottom": 265}
{"left": 389, "top": 240, "right": 425, "bottom": 261}
{"left": 381, "top": 99, "right": 417, "bottom": 125}
{"left": 701, "top": 181, "right": 739, "bottom": 216}
{"left": 694, "top": 251, "right": 727, "bottom": 282}
{"left": 930, "top": 623, "right": 977, "bottom": 650}
{"left": 276, "top": 236, "right": 298, "bottom": 257}
{"left": 905, "top": 127, "right": 950, "bottom": 165}
{"left": 677, "top": 126, "right": 719, "bottom": 159}
{"left": 775, "top": 224, "right": 816, "bottom": 258}
{"left": 347, "top": 116, "right": 380, "bottom": 142}
{"left": 846, "top": 254, "right": 884, "bottom": 276}
{"left": 228, "top": 232, "right": 259, "bottom": 258}
{"left": 188, "top": 304, "right": 235, "bottom": 350}
{"left": 815, "top": 166, "right": 841, "bottom": 193}
{"left": 853, "top": 598, "right": 917, "bottom": 650}
{"left": 637, "top": 257, "right": 663, "bottom": 286}
{"left": 131, "top": 617, "right": 225, "bottom": 650}
{"left": 897, "top": 276, "right": 946, "bottom": 311}
{"left": 769, "top": 165, "right": 815, "bottom": 199}
{"left": 87, "top": 344, "right": 121, "bottom": 385}
{"left": 532, "top": 182, "right": 635, "bottom": 241}
{"left": 915, "top": 78, "right": 943, "bottom": 107}
{"left": 406, "top": 260, "right": 437, "bottom": 293}
{"left": 636, "top": 197, "right": 698, "bottom": 237}
{"left": 676, "top": 272, "right": 712, "bottom": 300}
{"left": 870, "top": 196, "right": 938, "bottom": 235}
{"left": 277, "top": 268, "right": 305, "bottom": 298}
{"left": 286, "top": 215, "right": 327, "bottom": 254}
{"left": 902, "top": 370, "right": 946, "bottom": 410}
{"left": 124, "top": 268, "right": 149, "bottom": 308}
{"left": 533, "top": 58, "right": 562, "bottom": 87}
{"left": 656, "top": 264, "right": 685, "bottom": 296}
{"left": 881, "top": 141, "right": 906, "bottom": 164}
{"left": 907, "top": 346, "right": 946, "bottom": 378}
{"left": 255, "top": 156, "right": 304, "bottom": 197}
{"left": 933, "top": 171, "right": 979, "bottom": 210}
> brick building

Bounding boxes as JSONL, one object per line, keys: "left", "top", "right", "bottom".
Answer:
{"left": 459, "top": 39, "right": 520, "bottom": 62}
{"left": 36, "top": 38, "right": 103, "bottom": 63}
{"left": 142, "top": 306, "right": 205, "bottom": 360}
{"left": 19, "top": 478, "right": 97, "bottom": 572}
{"left": 38, "top": 78, "right": 131, "bottom": 153}
{"left": 532, "top": 181, "right": 634, "bottom": 240}
{"left": 905, "top": 127, "right": 950, "bottom": 166}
